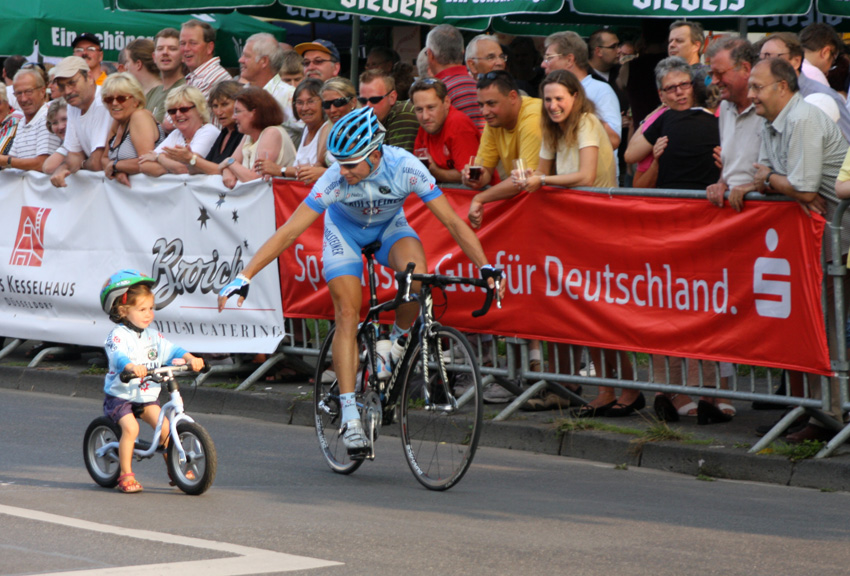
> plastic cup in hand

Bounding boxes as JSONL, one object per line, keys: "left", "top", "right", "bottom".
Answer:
{"left": 513, "top": 158, "right": 527, "bottom": 187}
{"left": 415, "top": 148, "right": 430, "bottom": 169}
{"left": 468, "top": 155, "right": 483, "bottom": 181}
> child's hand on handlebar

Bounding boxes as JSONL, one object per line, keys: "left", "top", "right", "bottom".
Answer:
{"left": 218, "top": 274, "right": 251, "bottom": 312}
{"left": 185, "top": 355, "right": 205, "bottom": 372}
{"left": 128, "top": 364, "right": 148, "bottom": 379}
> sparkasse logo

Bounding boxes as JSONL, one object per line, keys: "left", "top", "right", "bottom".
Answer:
{"left": 10, "top": 207, "right": 50, "bottom": 267}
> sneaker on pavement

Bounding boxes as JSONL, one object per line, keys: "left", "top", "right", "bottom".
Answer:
{"left": 341, "top": 419, "right": 370, "bottom": 453}
{"left": 579, "top": 361, "right": 596, "bottom": 377}
{"left": 483, "top": 382, "right": 515, "bottom": 404}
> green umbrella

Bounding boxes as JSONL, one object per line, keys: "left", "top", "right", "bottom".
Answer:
{"left": 1, "top": 0, "right": 285, "bottom": 67}
{"left": 570, "top": 0, "right": 812, "bottom": 18}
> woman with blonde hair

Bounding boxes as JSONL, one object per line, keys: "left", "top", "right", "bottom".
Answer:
{"left": 139, "top": 85, "right": 219, "bottom": 175}
{"left": 101, "top": 72, "right": 164, "bottom": 187}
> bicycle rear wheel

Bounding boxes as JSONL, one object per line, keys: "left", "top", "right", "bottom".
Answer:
{"left": 313, "top": 325, "right": 365, "bottom": 474}
{"left": 399, "top": 326, "right": 483, "bottom": 490}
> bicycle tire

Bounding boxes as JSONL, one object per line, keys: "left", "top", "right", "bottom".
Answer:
{"left": 313, "top": 325, "right": 365, "bottom": 475}
{"left": 399, "top": 326, "right": 483, "bottom": 491}
{"left": 83, "top": 417, "right": 122, "bottom": 488}
{"left": 167, "top": 421, "right": 217, "bottom": 495}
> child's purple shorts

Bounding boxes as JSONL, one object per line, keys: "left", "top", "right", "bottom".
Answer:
{"left": 103, "top": 395, "right": 159, "bottom": 424}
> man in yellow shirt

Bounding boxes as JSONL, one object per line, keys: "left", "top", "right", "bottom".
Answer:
{"left": 461, "top": 70, "right": 541, "bottom": 192}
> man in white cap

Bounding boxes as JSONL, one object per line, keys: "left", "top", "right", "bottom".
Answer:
{"left": 44, "top": 56, "right": 111, "bottom": 187}
{"left": 294, "top": 39, "right": 341, "bottom": 82}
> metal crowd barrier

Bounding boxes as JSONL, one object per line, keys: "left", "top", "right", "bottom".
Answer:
{"left": 3, "top": 189, "right": 849, "bottom": 457}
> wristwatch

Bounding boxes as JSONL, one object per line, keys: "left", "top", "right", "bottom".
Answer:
{"left": 763, "top": 170, "right": 776, "bottom": 190}
{"left": 189, "top": 154, "right": 197, "bottom": 166}
{"left": 6, "top": 156, "right": 12, "bottom": 168}
{"left": 540, "top": 174, "right": 546, "bottom": 187}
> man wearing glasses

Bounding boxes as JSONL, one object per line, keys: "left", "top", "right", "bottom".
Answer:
{"left": 43, "top": 57, "right": 111, "bottom": 187}
{"left": 295, "top": 40, "right": 341, "bottom": 83}
{"left": 358, "top": 69, "right": 417, "bottom": 153}
{"left": 465, "top": 35, "right": 507, "bottom": 77}
{"left": 71, "top": 33, "right": 107, "bottom": 87}
{"left": 0, "top": 67, "right": 60, "bottom": 171}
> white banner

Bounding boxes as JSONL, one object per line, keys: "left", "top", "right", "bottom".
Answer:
{"left": 0, "top": 171, "right": 285, "bottom": 354}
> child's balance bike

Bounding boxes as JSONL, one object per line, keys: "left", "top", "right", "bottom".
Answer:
{"left": 83, "top": 363, "right": 217, "bottom": 495}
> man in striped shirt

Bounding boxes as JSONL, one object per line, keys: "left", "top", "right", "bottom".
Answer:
{"left": 180, "top": 20, "right": 231, "bottom": 100}
{"left": 425, "top": 25, "right": 484, "bottom": 133}
{"left": 0, "top": 68, "right": 60, "bottom": 171}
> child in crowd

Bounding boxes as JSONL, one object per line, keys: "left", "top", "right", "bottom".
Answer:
{"left": 100, "top": 269, "right": 204, "bottom": 494}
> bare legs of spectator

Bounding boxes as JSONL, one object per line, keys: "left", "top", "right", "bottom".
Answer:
{"left": 575, "top": 347, "right": 641, "bottom": 417}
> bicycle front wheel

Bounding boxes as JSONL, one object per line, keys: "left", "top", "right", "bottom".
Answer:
{"left": 399, "top": 326, "right": 483, "bottom": 490}
{"left": 313, "top": 325, "right": 365, "bottom": 475}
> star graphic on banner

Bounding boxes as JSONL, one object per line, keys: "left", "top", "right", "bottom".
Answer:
{"left": 232, "top": 210, "right": 239, "bottom": 223}
{"left": 216, "top": 193, "right": 226, "bottom": 208}
{"left": 243, "top": 239, "right": 249, "bottom": 249}
{"left": 198, "top": 206, "right": 210, "bottom": 229}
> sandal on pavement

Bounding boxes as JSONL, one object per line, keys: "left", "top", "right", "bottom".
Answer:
{"left": 574, "top": 399, "right": 617, "bottom": 418}
{"left": 163, "top": 453, "right": 196, "bottom": 485}
{"left": 118, "top": 472, "right": 143, "bottom": 493}
{"left": 697, "top": 400, "right": 735, "bottom": 425}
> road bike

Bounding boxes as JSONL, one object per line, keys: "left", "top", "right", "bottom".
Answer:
{"left": 83, "top": 363, "right": 217, "bottom": 495}
{"left": 314, "top": 241, "right": 501, "bottom": 490}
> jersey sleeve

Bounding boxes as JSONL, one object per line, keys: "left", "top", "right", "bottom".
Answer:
{"left": 304, "top": 166, "right": 343, "bottom": 213}
{"left": 402, "top": 155, "right": 442, "bottom": 203}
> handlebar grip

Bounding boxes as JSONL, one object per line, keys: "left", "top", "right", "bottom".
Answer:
{"left": 472, "top": 287, "right": 494, "bottom": 318}
{"left": 200, "top": 360, "right": 211, "bottom": 374}
{"left": 120, "top": 369, "right": 136, "bottom": 383}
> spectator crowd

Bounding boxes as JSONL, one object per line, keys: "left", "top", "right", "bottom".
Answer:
{"left": 4, "top": 18, "right": 850, "bottom": 442}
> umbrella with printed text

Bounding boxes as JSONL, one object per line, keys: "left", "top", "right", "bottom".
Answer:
{"left": 0, "top": 0, "right": 286, "bottom": 67}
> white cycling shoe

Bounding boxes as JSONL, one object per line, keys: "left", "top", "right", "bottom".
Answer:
{"left": 341, "top": 418, "right": 371, "bottom": 455}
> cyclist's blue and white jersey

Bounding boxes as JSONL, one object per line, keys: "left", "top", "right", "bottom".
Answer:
{"left": 304, "top": 146, "right": 442, "bottom": 227}
{"left": 103, "top": 325, "right": 187, "bottom": 403}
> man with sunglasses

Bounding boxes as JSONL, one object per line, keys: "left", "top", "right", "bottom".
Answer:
{"left": 295, "top": 40, "right": 341, "bottom": 83}
{"left": 71, "top": 33, "right": 107, "bottom": 87}
{"left": 217, "top": 107, "right": 503, "bottom": 456}
{"left": 358, "top": 69, "right": 417, "bottom": 153}
{"left": 43, "top": 57, "right": 111, "bottom": 187}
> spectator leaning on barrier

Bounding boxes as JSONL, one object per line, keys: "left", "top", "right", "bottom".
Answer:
{"left": 147, "top": 28, "right": 187, "bottom": 124}
{"left": 465, "top": 35, "right": 508, "bottom": 77}
{"left": 542, "top": 32, "right": 622, "bottom": 152}
{"left": 72, "top": 33, "right": 107, "bottom": 86}
{"left": 102, "top": 73, "right": 165, "bottom": 188}
{"left": 706, "top": 37, "right": 762, "bottom": 209}
{"left": 410, "top": 77, "right": 480, "bottom": 184}
{"left": 739, "top": 57, "right": 849, "bottom": 443}
{"left": 0, "top": 69, "right": 60, "bottom": 171}
{"left": 221, "top": 85, "right": 296, "bottom": 188}
{"left": 45, "top": 57, "right": 112, "bottom": 187}
{"left": 46, "top": 98, "right": 68, "bottom": 143}
{"left": 425, "top": 24, "right": 484, "bottom": 132}
{"left": 462, "top": 70, "right": 540, "bottom": 191}
{"left": 140, "top": 85, "right": 219, "bottom": 176}
{"left": 756, "top": 32, "right": 850, "bottom": 143}
{"left": 295, "top": 39, "right": 341, "bottom": 83}
{"left": 358, "top": 69, "right": 418, "bottom": 153}
{"left": 181, "top": 19, "right": 232, "bottom": 100}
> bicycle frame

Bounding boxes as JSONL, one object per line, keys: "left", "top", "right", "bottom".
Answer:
{"left": 95, "top": 367, "right": 196, "bottom": 466}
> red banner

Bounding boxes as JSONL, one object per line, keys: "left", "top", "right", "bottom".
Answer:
{"left": 274, "top": 181, "right": 830, "bottom": 375}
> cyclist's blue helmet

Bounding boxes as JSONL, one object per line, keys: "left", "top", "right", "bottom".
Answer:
{"left": 327, "top": 107, "right": 386, "bottom": 163}
{"left": 100, "top": 269, "right": 155, "bottom": 317}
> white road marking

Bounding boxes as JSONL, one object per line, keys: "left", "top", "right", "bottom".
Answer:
{"left": 0, "top": 504, "right": 341, "bottom": 575}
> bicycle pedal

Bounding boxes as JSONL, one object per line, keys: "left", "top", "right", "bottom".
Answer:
{"left": 347, "top": 448, "right": 369, "bottom": 461}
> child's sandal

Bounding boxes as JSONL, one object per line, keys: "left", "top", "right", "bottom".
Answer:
{"left": 163, "top": 453, "right": 196, "bottom": 485}
{"left": 117, "top": 472, "right": 143, "bottom": 493}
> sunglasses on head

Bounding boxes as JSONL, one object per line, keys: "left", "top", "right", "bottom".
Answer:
{"left": 322, "top": 96, "right": 352, "bottom": 109}
{"left": 167, "top": 105, "right": 196, "bottom": 116}
{"left": 103, "top": 95, "right": 131, "bottom": 105}
{"left": 357, "top": 92, "right": 392, "bottom": 105}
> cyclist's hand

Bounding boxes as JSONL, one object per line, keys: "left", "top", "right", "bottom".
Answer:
{"left": 480, "top": 265, "right": 505, "bottom": 298}
{"left": 218, "top": 273, "right": 250, "bottom": 312}
{"left": 186, "top": 355, "right": 205, "bottom": 372}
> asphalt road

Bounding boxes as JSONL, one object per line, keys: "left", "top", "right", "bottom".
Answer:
{"left": 2, "top": 387, "right": 850, "bottom": 576}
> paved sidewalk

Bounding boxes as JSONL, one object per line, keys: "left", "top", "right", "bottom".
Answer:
{"left": 3, "top": 341, "right": 850, "bottom": 492}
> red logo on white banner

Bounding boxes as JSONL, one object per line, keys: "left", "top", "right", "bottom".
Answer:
{"left": 10, "top": 206, "right": 50, "bottom": 267}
